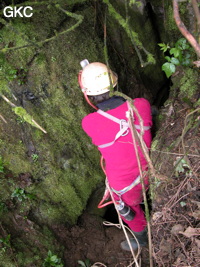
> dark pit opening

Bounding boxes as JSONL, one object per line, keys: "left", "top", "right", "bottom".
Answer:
{"left": 103, "top": 190, "right": 152, "bottom": 224}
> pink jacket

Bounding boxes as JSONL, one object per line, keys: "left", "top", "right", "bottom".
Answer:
{"left": 82, "top": 98, "right": 152, "bottom": 191}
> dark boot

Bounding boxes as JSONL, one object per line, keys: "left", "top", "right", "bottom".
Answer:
{"left": 120, "top": 229, "right": 148, "bottom": 251}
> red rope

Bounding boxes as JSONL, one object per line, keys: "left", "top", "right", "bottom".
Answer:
{"left": 78, "top": 70, "right": 112, "bottom": 207}
{"left": 78, "top": 71, "right": 98, "bottom": 110}
{"left": 83, "top": 92, "right": 98, "bottom": 110}
{"left": 98, "top": 156, "right": 113, "bottom": 208}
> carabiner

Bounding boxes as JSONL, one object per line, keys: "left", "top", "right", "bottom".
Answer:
{"left": 120, "top": 119, "right": 129, "bottom": 136}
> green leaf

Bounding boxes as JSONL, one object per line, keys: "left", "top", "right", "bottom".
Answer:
{"left": 174, "top": 157, "right": 190, "bottom": 177}
{"left": 169, "top": 47, "right": 180, "bottom": 58}
{"left": 162, "top": 62, "right": 176, "bottom": 78}
{"left": 12, "top": 106, "right": 46, "bottom": 133}
{"left": 170, "top": 57, "right": 180, "bottom": 65}
{"left": 158, "top": 43, "right": 170, "bottom": 52}
{"left": 164, "top": 56, "right": 171, "bottom": 62}
{"left": 77, "top": 261, "right": 87, "bottom": 267}
{"left": 184, "top": 52, "right": 191, "bottom": 59}
{"left": 181, "top": 57, "right": 191, "bottom": 66}
{"left": 19, "top": 188, "right": 24, "bottom": 194}
{"left": 85, "top": 259, "right": 91, "bottom": 267}
{"left": 48, "top": 250, "right": 52, "bottom": 256}
{"left": 180, "top": 201, "right": 186, "bottom": 207}
{"left": 175, "top": 38, "right": 190, "bottom": 50}
{"left": 51, "top": 255, "right": 58, "bottom": 262}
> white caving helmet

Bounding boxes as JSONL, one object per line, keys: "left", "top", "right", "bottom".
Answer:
{"left": 79, "top": 60, "right": 118, "bottom": 96}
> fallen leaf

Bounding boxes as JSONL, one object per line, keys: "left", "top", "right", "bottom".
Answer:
{"left": 171, "top": 224, "right": 184, "bottom": 235}
{"left": 155, "top": 174, "right": 168, "bottom": 181}
{"left": 179, "top": 227, "right": 200, "bottom": 238}
{"left": 189, "top": 210, "right": 200, "bottom": 220}
{"left": 193, "top": 60, "right": 200, "bottom": 67}
{"left": 191, "top": 200, "right": 200, "bottom": 209}
{"left": 152, "top": 211, "right": 163, "bottom": 221}
{"left": 174, "top": 252, "right": 186, "bottom": 265}
{"left": 160, "top": 238, "right": 172, "bottom": 254}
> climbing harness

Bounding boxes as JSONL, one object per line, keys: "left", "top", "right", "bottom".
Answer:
{"left": 98, "top": 156, "right": 142, "bottom": 214}
{"left": 97, "top": 103, "right": 151, "bottom": 148}
{"left": 97, "top": 101, "right": 151, "bottom": 209}
{"left": 97, "top": 174, "right": 142, "bottom": 210}
{"left": 111, "top": 175, "right": 141, "bottom": 196}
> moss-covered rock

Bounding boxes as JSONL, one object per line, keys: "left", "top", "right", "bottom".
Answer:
{"left": 0, "top": 5, "right": 121, "bottom": 265}
{"left": 0, "top": 3, "right": 103, "bottom": 229}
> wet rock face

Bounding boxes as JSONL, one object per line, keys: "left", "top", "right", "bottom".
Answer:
{"left": 117, "top": 0, "right": 146, "bottom": 14}
{"left": 0, "top": 2, "right": 104, "bottom": 228}
{"left": 23, "top": 90, "right": 37, "bottom": 101}
{"left": 100, "top": 0, "right": 169, "bottom": 104}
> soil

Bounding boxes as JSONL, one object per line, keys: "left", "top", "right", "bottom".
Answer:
{"left": 52, "top": 213, "right": 150, "bottom": 267}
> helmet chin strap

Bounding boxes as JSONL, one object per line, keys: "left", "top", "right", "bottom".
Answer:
{"left": 83, "top": 91, "right": 98, "bottom": 110}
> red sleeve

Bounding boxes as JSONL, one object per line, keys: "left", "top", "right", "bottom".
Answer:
{"left": 82, "top": 115, "right": 91, "bottom": 136}
{"left": 81, "top": 113, "right": 99, "bottom": 140}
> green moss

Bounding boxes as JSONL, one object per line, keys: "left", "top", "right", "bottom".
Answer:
{"left": 151, "top": 139, "right": 159, "bottom": 151}
{"left": 179, "top": 68, "right": 198, "bottom": 98}
{"left": 0, "top": 4, "right": 103, "bottom": 232}
{"left": 0, "top": 220, "right": 64, "bottom": 266}
{"left": 33, "top": 129, "right": 44, "bottom": 141}
{"left": 3, "top": 144, "right": 31, "bottom": 175}
{"left": 0, "top": 79, "right": 9, "bottom": 94}
{"left": 33, "top": 166, "right": 96, "bottom": 224}
{"left": 194, "top": 98, "right": 200, "bottom": 108}
{"left": 165, "top": 5, "right": 181, "bottom": 43}
{"left": 13, "top": 231, "right": 62, "bottom": 267}
{"left": 147, "top": 53, "right": 156, "bottom": 65}
{"left": 0, "top": 201, "right": 7, "bottom": 217}
{"left": 0, "top": 178, "right": 15, "bottom": 202}
{"left": 0, "top": 20, "right": 36, "bottom": 65}
{"left": 166, "top": 5, "right": 177, "bottom": 32}
{"left": 0, "top": 252, "right": 16, "bottom": 267}
{"left": 16, "top": 252, "right": 41, "bottom": 266}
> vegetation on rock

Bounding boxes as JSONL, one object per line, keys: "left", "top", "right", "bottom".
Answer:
{"left": 0, "top": 0, "right": 199, "bottom": 266}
